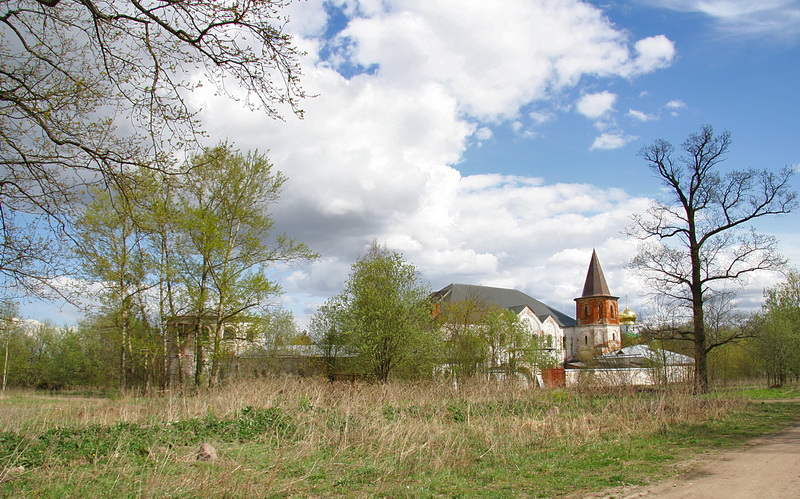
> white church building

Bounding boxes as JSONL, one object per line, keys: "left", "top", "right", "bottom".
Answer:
{"left": 432, "top": 250, "right": 634, "bottom": 366}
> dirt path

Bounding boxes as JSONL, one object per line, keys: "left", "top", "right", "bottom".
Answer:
{"left": 593, "top": 423, "right": 800, "bottom": 498}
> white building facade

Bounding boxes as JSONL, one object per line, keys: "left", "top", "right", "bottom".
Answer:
{"left": 433, "top": 250, "right": 622, "bottom": 366}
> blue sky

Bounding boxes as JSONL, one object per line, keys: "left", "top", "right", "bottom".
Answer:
{"left": 23, "top": 0, "right": 800, "bottom": 329}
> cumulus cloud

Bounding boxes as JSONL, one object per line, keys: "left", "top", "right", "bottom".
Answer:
{"left": 331, "top": 1, "right": 675, "bottom": 120}
{"left": 665, "top": 99, "right": 687, "bottom": 116}
{"left": 628, "top": 109, "right": 657, "bottom": 121}
{"left": 188, "top": 1, "right": 683, "bottom": 325}
{"left": 666, "top": 99, "right": 687, "bottom": 109}
{"left": 590, "top": 132, "right": 638, "bottom": 150}
{"left": 529, "top": 110, "right": 555, "bottom": 125}
{"left": 629, "top": 35, "right": 676, "bottom": 73}
{"left": 577, "top": 91, "right": 618, "bottom": 119}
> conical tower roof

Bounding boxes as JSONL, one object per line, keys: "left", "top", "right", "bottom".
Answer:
{"left": 581, "top": 250, "right": 613, "bottom": 298}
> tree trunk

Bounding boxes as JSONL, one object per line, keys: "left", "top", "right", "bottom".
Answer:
{"left": 194, "top": 321, "right": 205, "bottom": 386}
{"left": 690, "top": 234, "right": 708, "bottom": 394}
{"left": 120, "top": 303, "right": 128, "bottom": 393}
{"left": 208, "top": 319, "right": 224, "bottom": 389}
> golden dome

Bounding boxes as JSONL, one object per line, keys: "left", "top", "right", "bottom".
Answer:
{"left": 619, "top": 306, "right": 637, "bottom": 325}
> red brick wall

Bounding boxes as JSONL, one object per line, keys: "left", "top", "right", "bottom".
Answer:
{"left": 575, "top": 296, "right": 619, "bottom": 326}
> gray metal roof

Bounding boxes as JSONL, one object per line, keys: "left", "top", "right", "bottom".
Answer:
{"left": 432, "top": 283, "right": 577, "bottom": 327}
{"left": 598, "top": 344, "right": 694, "bottom": 366}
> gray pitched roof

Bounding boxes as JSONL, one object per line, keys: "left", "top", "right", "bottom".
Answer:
{"left": 432, "top": 283, "right": 577, "bottom": 327}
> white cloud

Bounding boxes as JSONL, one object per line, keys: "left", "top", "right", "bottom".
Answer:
{"left": 629, "top": 35, "right": 676, "bottom": 74}
{"left": 333, "top": 1, "right": 674, "bottom": 120}
{"left": 646, "top": 0, "right": 796, "bottom": 19}
{"left": 529, "top": 110, "right": 554, "bottom": 125}
{"left": 628, "top": 109, "right": 657, "bottom": 121}
{"left": 665, "top": 99, "right": 687, "bottom": 116}
{"left": 577, "top": 91, "right": 618, "bottom": 119}
{"left": 590, "top": 132, "right": 638, "bottom": 150}
{"left": 164, "top": 1, "right": 684, "bottom": 326}
{"left": 666, "top": 99, "right": 687, "bottom": 109}
{"left": 474, "top": 127, "right": 493, "bottom": 141}
{"left": 642, "top": 0, "right": 800, "bottom": 40}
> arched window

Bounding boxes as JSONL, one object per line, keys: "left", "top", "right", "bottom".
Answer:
{"left": 584, "top": 335, "right": 588, "bottom": 345}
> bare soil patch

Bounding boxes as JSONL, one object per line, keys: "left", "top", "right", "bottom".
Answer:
{"left": 589, "top": 422, "right": 800, "bottom": 498}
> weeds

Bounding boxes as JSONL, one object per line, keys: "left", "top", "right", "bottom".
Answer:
{"left": 1, "top": 378, "right": 798, "bottom": 497}
{"left": 0, "top": 407, "right": 293, "bottom": 468}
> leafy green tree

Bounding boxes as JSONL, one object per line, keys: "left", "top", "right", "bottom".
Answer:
{"left": 481, "top": 307, "right": 556, "bottom": 378}
{"left": 482, "top": 308, "right": 522, "bottom": 373}
{"left": 332, "top": 241, "right": 437, "bottom": 382}
{"left": 626, "top": 125, "right": 797, "bottom": 393}
{"left": 435, "top": 299, "right": 558, "bottom": 381}
{"left": 47, "top": 328, "right": 93, "bottom": 388}
{"left": 1, "top": 0, "right": 305, "bottom": 297}
{"left": 137, "top": 171, "right": 183, "bottom": 388}
{"left": 522, "top": 333, "right": 559, "bottom": 373}
{"left": 0, "top": 304, "right": 120, "bottom": 390}
{"left": 1, "top": 302, "right": 29, "bottom": 391}
{"left": 265, "top": 308, "right": 300, "bottom": 348}
{"left": 309, "top": 296, "right": 352, "bottom": 377}
{"left": 72, "top": 316, "right": 120, "bottom": 388}
{"left": 755, "top": 273, "right": 800, "bottom": 386}
{"left": 74, "top": 183, "right": 151, "bottom": 391}
{"left": 174, "top": 144, "right": 315, "bottom": 387}
{"left": 434, "top": 297, "right": 492, "bottom": 380}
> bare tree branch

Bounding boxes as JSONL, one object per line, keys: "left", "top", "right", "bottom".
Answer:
{"left": 1, "top": 0, "right": 306, "bottom": 297}
{"left": 626, "top": 125, "right": 797, "bottom": 392}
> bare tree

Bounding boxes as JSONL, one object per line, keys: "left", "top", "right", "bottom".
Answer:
{"left": 626, "top": 125, "right": 797, "bottom": 393}
{"left": 1, "top": 0, "right": 306, "bottom": 296}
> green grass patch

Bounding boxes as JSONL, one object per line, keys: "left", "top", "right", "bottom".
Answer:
{"left": 736, "top": 386, "right": 800, "bottom": 399}
{"left": 2, "top": 381, "right": 800, "bottom": 498}
{"left": 0, "top": 406, "right": 294, "bottom": 468}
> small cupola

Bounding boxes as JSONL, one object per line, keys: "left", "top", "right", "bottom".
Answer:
{"left": 619, "top": 306, "right": 637, "bottom": 325}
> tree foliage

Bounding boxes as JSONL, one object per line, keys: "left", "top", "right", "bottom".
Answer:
{"left": 309, "top": 295, "right": 351, "bottom": 376}
{"left": 0, "top": 316, "right": 117, "bottom": 390}
{"left": 1, "top": 0, "right": 305, "bottom": 296}
{"left": 174, "top": 144, "right": 314, "bottom": 386}
{"left": 74, "top": 182, "right": 151, "bottom": 390}
{"left": 434, "top": 297, "right": 492, "bottom": 380}
{"left": 754, "top": 273, "right": 800, "bottom": 386}
{"left": 435, "top": 299, "right": 558, "bottom": 382}
{"left": 70, "top": 144, "right": 314, "bottom": 389}
{"left": 325, "top": 242, "right": 437, "bottom": 382}
{"left": 626, "top": 125, "right": 796, "bottom": 392}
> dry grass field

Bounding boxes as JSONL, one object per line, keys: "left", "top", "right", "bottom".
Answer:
{"left": 1, "top": 378, "right": 798, "bottom": 497}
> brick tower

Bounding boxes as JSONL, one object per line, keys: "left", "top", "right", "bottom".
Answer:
{"left": 569, "top": 250, "right": 622, "bottom": 358}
